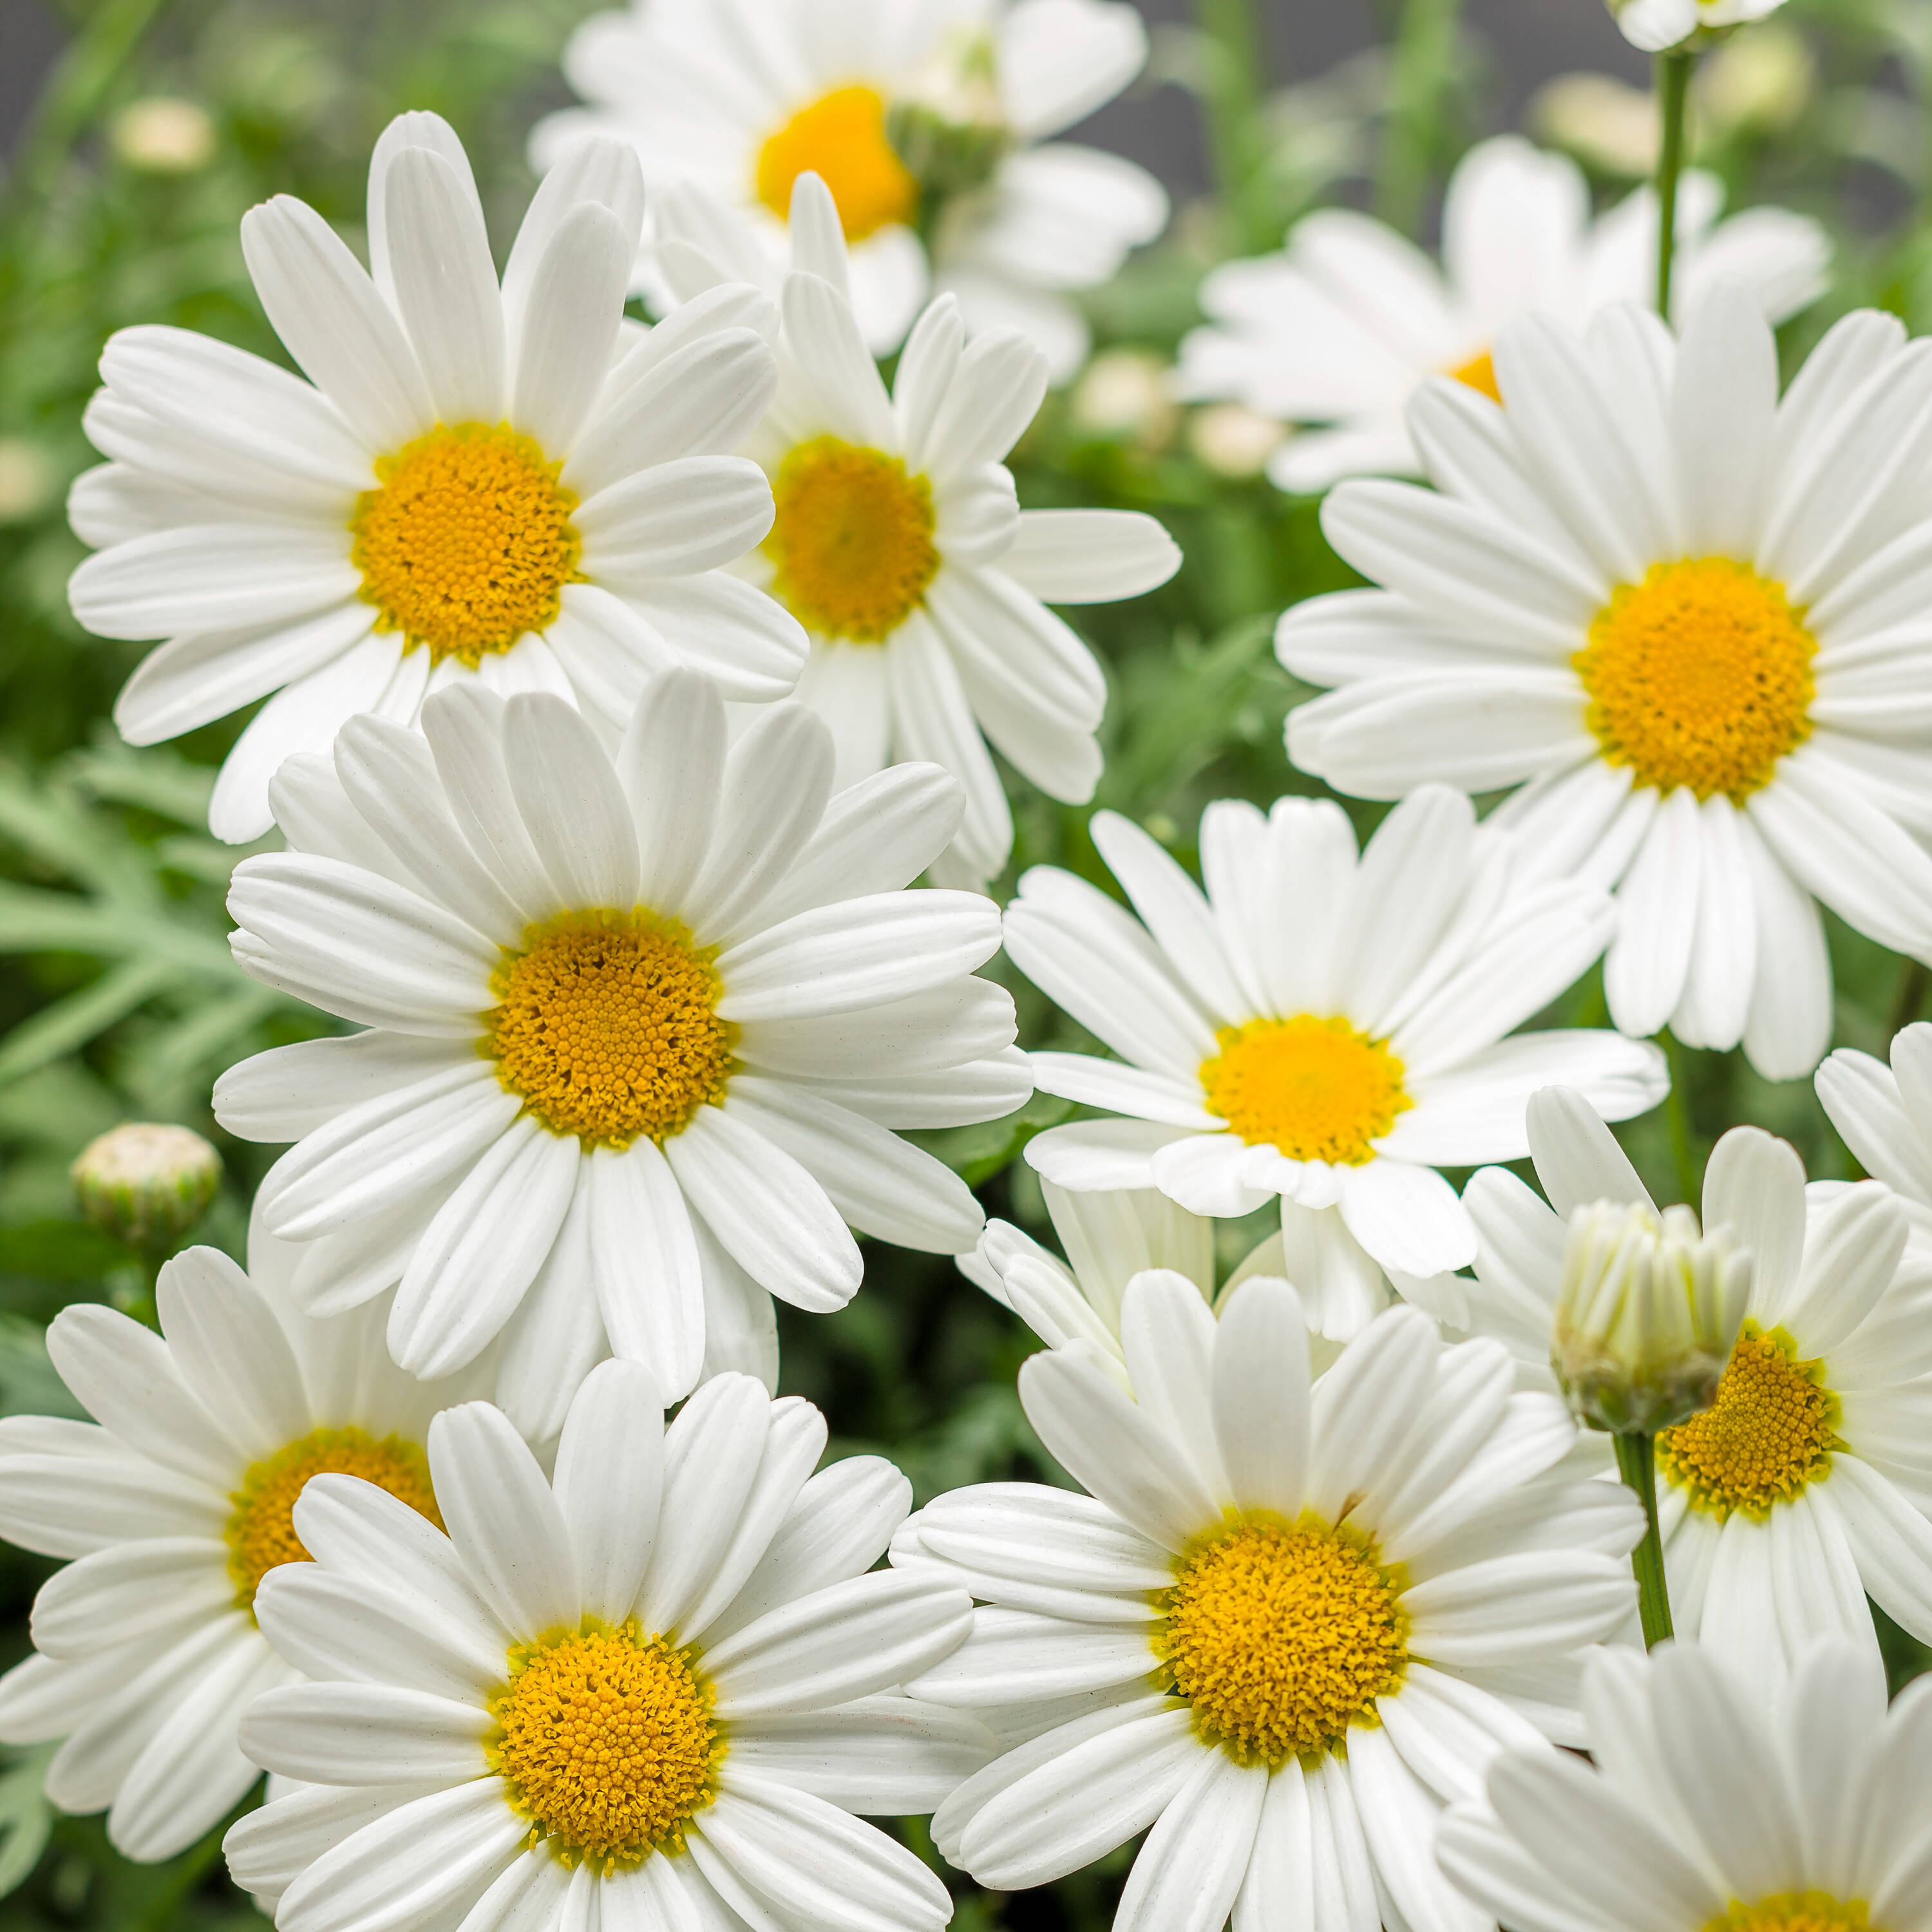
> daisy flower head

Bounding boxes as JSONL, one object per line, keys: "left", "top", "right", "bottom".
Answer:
{"left": 213, "top": 667, "right": 1028, "bottom": 1433}
{"left": 531, "top": 0, "right": 1168, "bottom": 375}
{"left": 1174, "top": 135, "right": 1826, "bottom": 493}
{"left": 1611, "top": 0, "right": 1788, "bottom": 54}
{"left": 223, "top": 1362, "right": 990, "bottom": 1932}
{"left": 655, "top": 171, "right": 1179, "bottom": 885}
{"left": 893, "top": 1274, "right": 1642, "bottom": 1932}
{"left": 1440, "top": 1639, "right": 1923, "bottom": 1932}
{"left": 70, "top": 110, "right": 804, "bottom": 843}
{"left": 1002, "top": 785, "right": 1668, "bottom": 1334}
{"left": 0, "top": 1217, "right": 500, "bottom": 1861}
{"left": 1280, "top": 287, "right": 1932, "bottom": 1080}
{"left": 1462, "top": 1086, "right": 1932, "bottom": 1676}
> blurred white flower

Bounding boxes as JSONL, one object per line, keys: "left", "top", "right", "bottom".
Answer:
{"left": 111, "top": 98, "right": 217, "bottom": 174}
{"left": 1611, "top": 0, "right": 1788, "bottom": 55}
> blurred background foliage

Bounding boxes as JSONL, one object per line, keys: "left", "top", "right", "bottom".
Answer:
{"left": 1, "top": 0, "right": 1932, "bottom": 1922}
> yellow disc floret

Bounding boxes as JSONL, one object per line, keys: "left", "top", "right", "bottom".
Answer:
{"left": 490, "top": 1621, "right": 721, "bottom": 1870}
{"left": 1575, "top": 558, "right": 1817, "bottom": 802}
{"left": 1706, "top": 1896, "right": 1879, "bottom": 1932}
{"left": 486, "top": 912, "right": 734, "bottom": 1149}
{"left": 764, "top": 436, "right": 940, "bottom": 643}
{"left": 227, "top": 1425, "right": 440, "bottom": 1611}
{"left": 1657, "top": 1323, "right": 1841, "bottom": 1520}
{"left": 1200, "top": 1015, "right": 1412, "bottom": 1164}
{"left": 351, "top": 422, "right": 581, "bottom": 667}
{"left": 1448, "top": 350, "right": 1501, "bottom": 404}
{"left": 1157, "top": 1515, "right": 1406, "bottom": 1765}
{"left": 755, "top": 86, "right": 918, "bottom": 241}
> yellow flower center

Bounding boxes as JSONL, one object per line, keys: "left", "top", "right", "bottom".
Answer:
{"left": 1199, "top": 1015, "right": 1411, "bottom": 1165}
{"left": 350, "top": 422, "right": 582, "bottom": 667}
{"left": 1448, "top": 350, "right": 1501, "bottom": 404}
{"left": 1707, "top": 1896, "right": 1879, "bottom": 1932}
{"left": 764, "top": 436, "right": 940, "bottom": 642}
{"left": 1657, "top": 1323, "right": 1841, "bottom": 1520}
{"left": 1157, "top": 1516, "right": 1406, "bottom": 1766}
{"left": 226, "top": 1425, "right": 440, "bottom": 1611}
{"left": 485, "top": 912, "right": 735, "bottom": 1149}
{"left": 1574, "top": 558, "right": 1817, "bottom": 802}
{"left": 490, "top": 1621, "right": 721, "bottom": 1871}
{"left": 754, "top": 85, "right": 918, "bottom": 242}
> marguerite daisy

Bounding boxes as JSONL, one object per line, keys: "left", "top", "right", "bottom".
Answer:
{"left": 69, "top": 110, "right": 802, "bottom": 842}
{"left": 659, "top": 171, "right": 1179, "bottom": 884}
{"left": 1611, "top": 0, "right": 1788, "bottom": 53}
{"left": 1280, "top": 287, "right": 1932, "bottom": 1079}
{"left": 1461, "top": 1086, "right": 1932, "bottom": 1676}
{"left": 213, "top": 667, "right": 1027, "bottom": 1431}
{"left": 1002, "top": 785, "right": 1667, "bottom": 1321}
{"left": 223, "top": 1363, "right": 989, "bottom": 1932}
{"left": 1175, "top": 135, "right": 1826, "bottom": 493}
{"left": 531, "top": 0, "right": 1167, "bottom": 375}
{"left": 0, "top": 1219, "right": 500, "bottom": 1861}
{"left": 895, "top": 1274, "right": 1641, "bottom": 1932}
{"left": 1439, "top": 1640, "right": 1921, "bottom": 1932}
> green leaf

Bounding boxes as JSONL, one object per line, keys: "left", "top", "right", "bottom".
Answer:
{"left": 0, "top": 956, "right": 178, "bottom": 1088}
{"left": 0, "top": 1313, "right": 86, "bottom": 1419}
{"left": 0, "top": 1744, "right": 57, "bottom": 1899}
{"left": 0, "top": 1220, "right": 134, "bottom": 1285}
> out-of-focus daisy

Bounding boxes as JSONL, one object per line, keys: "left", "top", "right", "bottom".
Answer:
{"left": 0, "top": 1220, "right": 498, "bottom": 1861}
{"left": 1611, "top": 0, "right": 1787, "bottom": 55}
{"left": 1002, "top": 786, "right": 1667, "bottom": 1323}
{"left": 1463, "top": 1086, "right": 1932, "bottom": 1675}
{"left": 225, "top": 1364, "right": 989, "bottom": 1932}
{"left": 69, "top": 111, "right": 801, "bottom": 842}
{"left": 1176, "top": 135, "right": 1826, "bottom": 493}
{"left": 896, "top": 1276, "right": 1640, "bottom": 1932}
{"left": 532, "top": 0, "right": 1168, "bottom": 375}
{"left": 660, "top": 173, "right": 1178, "bottom": 884}
{"left": 214, "top": 668, "right": 1026, "bottom": 1430}
{"left": 1441, "top": 1640, "right": 1917, "bottom": 1932}
{"left": 1282, "top": 289, "right": 1932, "bottom": 1079}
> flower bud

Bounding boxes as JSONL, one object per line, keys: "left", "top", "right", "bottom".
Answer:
{"left": 1551, "top": 1198, "right": 1751, "bottom": 1434}
{"left": 71, "top": 1123, "right": 222, "bottom": 1251}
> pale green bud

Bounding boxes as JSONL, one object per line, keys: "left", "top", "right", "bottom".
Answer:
{"left": 71, "top": 1123, "right": 222, "bottom": 1251}
{"left": 1551, "top": 1199, "right": 1751, "bottom": 1435}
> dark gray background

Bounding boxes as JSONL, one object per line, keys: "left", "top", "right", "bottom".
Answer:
{"left": 1, "top": 0, "right": 1649, "bottom": 187}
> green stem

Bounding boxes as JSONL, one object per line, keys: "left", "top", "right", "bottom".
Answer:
{"left": 1192, "top": 0, "right": 1274, "bottom": 255}
{"left": 1890, "top": 959, "right": 1932, "bottom": 1041}
{"left": 1613, "top": 1430, "right": 1674, "bottom": 1647}
{"left": 1660, "top": 1031, "right": 1700, "bottom": 1207}
{"left": 1375, "top": 0, "right": 1463, "bottom": 234}
{"left": 1653, "top": 48, "right": 1696, "bottom": 316}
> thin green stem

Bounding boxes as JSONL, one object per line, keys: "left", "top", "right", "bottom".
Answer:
{"left": 1192, "top": 0, "right": 1274, "bottom": 255}
{"left": 1653, "top": 48, "right": 1696, "bottom": 316}
{"left": 1613, "top": 1430, "right": 1674, "bottom": 1647}
{"left": 1375, "top": 0, "right": 1463, "bottom": 234}
{"left": 1660, "top": 1031, "right": 1700, "bottom": 1207}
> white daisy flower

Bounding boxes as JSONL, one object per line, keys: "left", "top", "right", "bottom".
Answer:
{"left": 659, "top": 171, "right": 1179, "bottom": 884}
{"left": 1462, "top": 1086, "right": 1932, "bottom": 1676}
{"left": 68, "top": 110, "right": 804, "bottom": 844}
{"left": 531, "top": 0, "right": 1168, "bottom": 376}
{"left": 1001, "top": 784, "right": 1668, "bottom": 1329}
{"left": 1175, "top": 135, "right": 1826, "bottom": 493}
{"left": 1611, "top": 0, "right": 1787, "bottom": 54}
{"left": 1439, "top": 1640, "right": 1919, "bottom": 1932}
{"left": 213, "top": 667, "right": 1028, "bottom": 1432}
{"left": 0, "top": 1220, "right": 500, "bottom": 1862}
{"left": 223, "top": 1362, "right": 990, "bottom": 1932}
{"left": 1280, "top": 287, "right": 1932, "bottom": 1081}
{"left": 893, "top": 1274, "right": 1642, "bottom": 1932}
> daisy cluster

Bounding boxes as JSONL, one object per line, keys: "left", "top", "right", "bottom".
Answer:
{"left": 14, "top": 2, "right": 1932, "bottom": 1932}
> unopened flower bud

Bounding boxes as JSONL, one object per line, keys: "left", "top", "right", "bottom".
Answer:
{"left": 1551, "top": 1199, "right": 1751, "bottom": 1434}
{"left": 111, "top": 97, "right": 217, "bottom": 175}
{"left": 71, "top": 1124, "right": 222, "bottom": 1250}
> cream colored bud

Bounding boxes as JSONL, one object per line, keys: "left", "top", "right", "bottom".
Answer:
{"left": 1530, "top": 73, "right": 1659, "bottom": 176}
{"left": 1551, "top": 1198, "right": 1751, "bottom": 1434}
{"left": 111, "top": 97, "right": 217, "bottom": 174}
{"left": 0, "top": 440, "right": 56, "bottom": 525}
{"left": 1701, "top": 21, "right": 1813, "bottom": 136}
{"left": 72, "top": 1123, "right": 222, "bottom": 1250}
{"left": 1188, "top": 403, "right": 1285, "bottom": 478}
{"left": 1071, "top": 349, "right": 1179, "bottom": 450}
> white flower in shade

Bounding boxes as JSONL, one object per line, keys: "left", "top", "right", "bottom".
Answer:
{"left": 659, "top": 172, "right": 1179, "bottom": 884}
{"left": 1001, "top": 785, "right": 1667, "bottom": 1332}
{"left": 0, "top": 1222, "right": 500, "bottom": 1862}
{"left": 1175, "top": 135, "right": 1826, "bottom": 493}
{"left": 1611, "top": 0, "right": 1786, "bottom": 55}
{"left": 1463, "top": 1086, "right": 1932, "bottom": 1676}
{"left": 212, "top": 668, "right": 1027, "bottom": 1434}
{"left": 1440, "top": 1640, "right": 1920, "bottom": 1932}
{"left": 223, "top": 1363, "right": 989, "bottom": 1932}
{"left": 1280, "top": 289, "right": 1932, "bottom": 1081}
{"left": 68, "top": 111, "right": 804, "bottom": 843}
{"left": 531, "top": 0, "right": 1168, "bottom": 375}
{"left": 893, "top": 1275, "right": 1641, "bottom": 1932}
